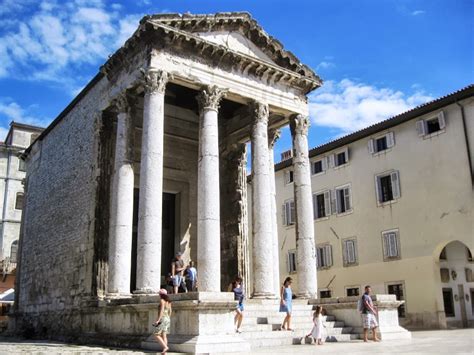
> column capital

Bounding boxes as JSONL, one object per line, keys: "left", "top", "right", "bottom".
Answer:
{"left": 140, "top": 67, "right": 170, "bottom": 95}
{"left": 268, "top": 129, "right": 281, "bottom": 149}
{"left": 196, "top": 85, "right": 228, "bottom": 112}
{"left": 250, "top": 101, "right": 269, "bottom": 125}
{"left": 290, "top": 114, "right": 310, "bottom": 137}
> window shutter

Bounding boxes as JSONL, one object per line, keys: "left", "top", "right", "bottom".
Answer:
{"left": 330, "top": 189, "right": 337, "bottom": 214}
{"left": 438, "top": 111, "right": 446, "bottom": 129}
{"left": 368, "top": 139, "right": 375, "bottom": 154}
{"left": 290, "top": 200, "right": 295, "bottom": 224}
{"left": 388, "top": 233, "right": 398, "bottom": 257}
{"left": 390, "top": 171, "right": 401, "bottom": 199}
{"left": 335, "top": 189, "right": 340, "bottom": 214}
{"left": 282, "top": 204, "right": 287, "bottom": 226}
{"left": 322, "top": 157, "right": 328, "bottom": 171}
{"left": 312, "top": 194, "right": 318, "bottom": 219}
{"left": 286, "top": 252, "right": 291, "bottom": 273}
{"left": 324, "top": 190, "right": 331, "bottom": 215}
{"left": 344, "top": 147, "right": 349, "bottom": 163}
{"left": 386, "top": 132, "right": 395, "bottom": 148}
{"left": 383, "top": 233, "right": 389, "bottom": 258}
{"left": 416, "top": 120, "right": 426, "bottom": 136}
{"left": 316, "top": 248, "right": 321, "bottom": 268}
{"left": 326, "top": 245, "right": 333, "bottom": 266}
{"left": 343, "top": 241, "right": 349, "bottom": 265}
{"left": 311, "top": 162, "right": 316, "bottom": 175}
{"left": 344, "top": 187, "right": 352, "bottom": 211}
{"left": 284, "top": 171, "right": 289, "bottom": 185}
{"left": 348, "top": 240, "right": 356, "bottom": 263}
{"left": 328, "top": 154, "right": 335, "bottom": 168}
{"left": 375, "top": 176, "right": 383, "bottom": 203}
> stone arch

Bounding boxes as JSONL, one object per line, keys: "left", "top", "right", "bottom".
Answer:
{"left": 433, "top": 240, "right": 473, "bottom": 262}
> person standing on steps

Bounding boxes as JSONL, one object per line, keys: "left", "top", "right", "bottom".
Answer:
{"left": 171, "top": 252, "right": 186, "bottom": 294}
{"left": 309, "top": 305, "right": 326, "bottom": 345}
{"left": 185, "top": 261, "right": 198, "bottom": 292}
{"left": 361, "top": 285, "right": 380, "bottom": 342}
{"left": 228, "top": 276, "right": 245, "bottom": 333}
{"left": 152, "top": 289, "right": 172, "bottom": 354}
{"left": 279, "top": 277, "right": 293, "bottom": 331}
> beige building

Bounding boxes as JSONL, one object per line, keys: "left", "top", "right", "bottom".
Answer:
{"left": 275, "top": 85, "right": 474, "bottom": 329}
{"left": 0, "top": 122, "right": 42, "bottom": 271}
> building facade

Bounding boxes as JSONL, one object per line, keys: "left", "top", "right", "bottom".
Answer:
{"left": 13, "top": 13, "right": 321, "bottom": 352}
{"left": 275, "top": 85, "right": 474, "bottom": 329}
{"left": 0, "top": 122, "right": 42, "bottom": 275}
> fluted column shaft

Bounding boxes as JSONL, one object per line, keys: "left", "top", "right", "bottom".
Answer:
{"left": 108, "top": 94, "right": 134, "bottom": 295}
{"left": 291, "top": 114, "right": 317, "bottom": 298}
{"left": 251, "top": 102, "right": 275, "bottom": 298}
{"left": 268, "top": 129, "right": 281, "bottom": 296}
{"left": 136, "top": 68, "right": 169, "bottom": 293}
{"left": 196, "top": 85, "right": 227, "bottom": 292}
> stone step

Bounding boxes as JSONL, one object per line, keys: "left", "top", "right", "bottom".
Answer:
{"left": 293, "top": 333, "right": 359, "bottom": 344}
{"left": 242, "top": 308, "right": 314, "bottom": 316}
{"left": 239, "top": 323, "right": 273, "bottom": 332}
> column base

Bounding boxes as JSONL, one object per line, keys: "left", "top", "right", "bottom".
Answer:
{"left": 105, "top": 293, "right": 133, "bottom": 299}
{"left": 296, "top": 291, "right": 315, "bottom": 299}
{"left": 132, "top": 288, "right": 159, "bottom": 295}
{"left": 142, "top": 292, "right": 250, "bottom": 354}
{"left": 251, "top": 292, "right": 277, "bottom": 299}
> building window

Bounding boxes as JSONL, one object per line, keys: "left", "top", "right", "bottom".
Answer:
{"left": 316, "top": 244, "right": 333, "bottom": 269}
{"left": 329, "top": 148, "right": 349, "bottom": 168}
{"left": 18, "top": 158, "right": 26, "bottom": 172}
{"left": 15, "top": 193, "right": 24, "bottom": 210}
{"left": 382, "top": 230, "right": 400, "bottom": 260}
{"left": 335, "top": 185, "right": 352, "bottom": 214}
{"left": 416, "top": 111, "right": 446, "bottom": 137}
{"left": 342, "top": 238, "right": 358, "bottom": 266}
{"left": 287, "top": 250, "right": 297, "bottom": 273}
{"left": 312, "top": 158, "right": 327, "bottom": 175}
{"left": 282, "top": 199, "right": 295, "bottom": 226}
{"left": 375, "top": 170, "right": 400, "bottom": 204}
{"left": 368, "top": 132, "right": 395, "bottom": 154}
{"left": 346, "top": 287, "right": 360, "bottom": 297}
{"left": 440, "top": 247, "right": 447, "bottom": 260}
{"left": 442, "top": 288, "right": 455, "bottom": 317}
{"left": 284, "top": 170, "right": 294, "bottom": 185}
{"left": 320, "top": 290, "right": 332, "bottom": 298}
{"left": 313, "top": 190, "right": 330, "bottom": 219}
{"left": 387, "top": 283, "right": 406, "bottom": 318}
{"left": 10, "top": 240, "right": 18, "bottom": 263}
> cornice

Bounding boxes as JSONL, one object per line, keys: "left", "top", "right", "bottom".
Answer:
{"left": 101, "top": 19, "right": 321, "bottom": 94}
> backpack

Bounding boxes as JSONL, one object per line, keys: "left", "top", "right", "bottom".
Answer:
{"left": 357, "top": 296, "right": 365, "bottom": 314}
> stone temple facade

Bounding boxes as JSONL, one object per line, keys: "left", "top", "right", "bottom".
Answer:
{"left": 11, "top": 13, "right": 323, "bottom": 352}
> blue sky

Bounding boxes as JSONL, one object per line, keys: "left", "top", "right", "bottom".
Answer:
{"left": 0, "top": 0, "right": 472, "bottom": 160}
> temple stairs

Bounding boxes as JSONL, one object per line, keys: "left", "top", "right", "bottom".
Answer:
{"left": 240, "top": 299, "right": 359, "bottom": 348}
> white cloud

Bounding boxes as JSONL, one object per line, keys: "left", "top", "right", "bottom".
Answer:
{"left": 411, "top": 10, "right": 425, "bottom": 16}
{"left": 308, "top": 79, "right": 434, "bottom": 135}
{"left": 0, "top": 100, "right": 51, "bottom": 129}
{"left": 0, "top": 0, "right": 142, "bottom": 92}
{"left": 316, "top": 61, "right": 335, "bottom": 70}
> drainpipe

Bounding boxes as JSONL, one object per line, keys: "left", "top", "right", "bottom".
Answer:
{"left": 456, "top": 101, "right": 474, "bottom": 187}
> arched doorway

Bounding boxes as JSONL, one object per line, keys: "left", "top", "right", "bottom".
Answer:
{"left": 437, "top": 241, "right": 474, "bottom": 328}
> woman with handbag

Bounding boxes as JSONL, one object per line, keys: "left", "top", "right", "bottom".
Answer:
{"left": 152, "top": 289, "right": 172, "bottom": 354}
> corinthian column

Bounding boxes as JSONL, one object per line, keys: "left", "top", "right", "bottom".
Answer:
{"left": 108, "top": 93, "right": 134, "bottom": 295}
{"left": 196, "top": 85, "right": 227, "bottom": 292}
{"left": 268, "top": 129, "right": 281, "bottom": 296}
{"left": 251, "top": 102, "right": 275, "bottom": 298}
{"left": 290, "top": 114, "right": 317, "bottom": 298}
{"left": 135, "top": 68, "right": 169, "bottom": 294}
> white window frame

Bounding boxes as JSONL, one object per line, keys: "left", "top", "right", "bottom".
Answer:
{"left": 282, "top": 199, "right": 295, "bottom": 226}
{"left": 382, "top": 229, "right": 401, "bottom": 261}
{"left": 312, "top": 157, "right": 328, "bottom": 176}
{"left": 10, "top": 240, "right": 18, "bottom": 263}
{"left": 416, "top": 111, "right": 446, "bottom": 138}
{"left": 375, "top": 170, "right": 401, "bottom": 206}
{"left": 334, "top": 183, "right": 353, "bottom": 215}
{"left": 385, "top": 280, "right": 407, "bottom": 316}
{"left": 368, "top": 132, "right": 395, "bottom": 155}
{"left": 342, "top": 237, "right": 358, "bottom": 266}
{"left": 312, "top": 189, "right": 331, "bottom": 220}
{"left": 328, "top": 147, "right": 349, "bottom": 169}
{"left": 287, "top": 249, "right": 297, "bottom": 273}
{"left": 319, "top": 288, "right": 333, "bottom": 298}
{"left": 18, "top": 157, "right": 26, "bottom": 172}
{"left": 284, "top": 170, "right": 294, "bottom": 185}
{"left": 345, "top": 285, "right": 361, "bottom": 297}
{"left": 14, "top": 192, "right": 24, "bottom": 210}
{"left": 316, "top": 244, "right": 333, "bottom": 269}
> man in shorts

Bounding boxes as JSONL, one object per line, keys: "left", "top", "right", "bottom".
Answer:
{"left": 171, "top": 252, "right": 186, "bottom": 294}
{"left": 361, "top": 285, "right": 380, "bottom": 342}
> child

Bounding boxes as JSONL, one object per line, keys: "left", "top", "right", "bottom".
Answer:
{"left": 310, "top": 305, "right": 325, "bottom": 345}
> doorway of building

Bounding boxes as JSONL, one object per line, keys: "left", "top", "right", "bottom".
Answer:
{"left": 130, "top": 190, "right": 176, "bottom": 292}
{"left": 442, "top": 288, "right": 455, "bottom": 317}
{"left": 387, "top": 283, "right": 406, "bottom": 318}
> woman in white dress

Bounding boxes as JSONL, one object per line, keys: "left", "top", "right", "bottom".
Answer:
{"left": 310, "top": 305, "right": 325, "bottom": 345}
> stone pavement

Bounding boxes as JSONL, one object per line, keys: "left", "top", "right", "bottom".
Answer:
{"left": 0, "top": 329, "right": 473, "bottom": 354}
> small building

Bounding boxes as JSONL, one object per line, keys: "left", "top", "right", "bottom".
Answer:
{"left": 0, "top": 122, "right": 43, "bottom": 279}
{"left": 274, "top": 85, "right": 474, "bottom": 329}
